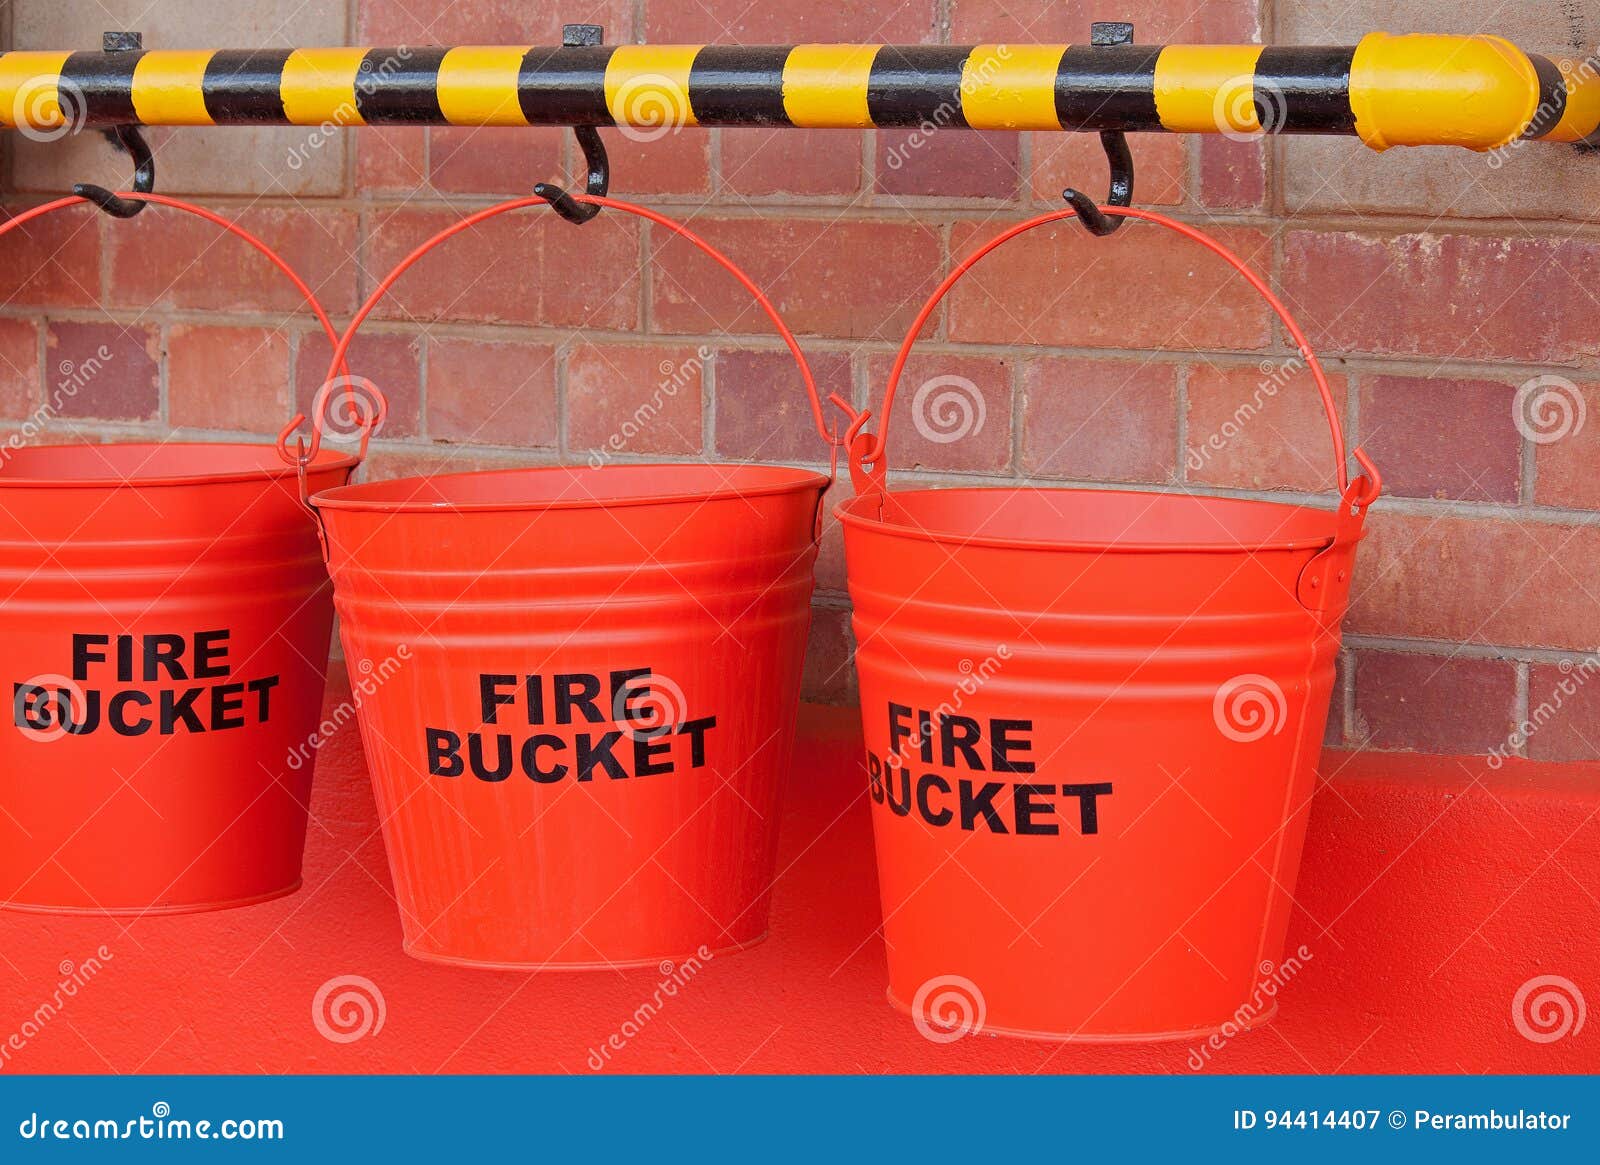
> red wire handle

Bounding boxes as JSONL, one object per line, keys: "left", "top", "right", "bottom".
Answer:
{"left": 852, "top": 205, "right": 1381, "bottom": 505}
{"left": 322, "top": 193, "right": 844, "bottom": 454}
{"left": 0, "top": 193, "right": 370, "bottom": 465}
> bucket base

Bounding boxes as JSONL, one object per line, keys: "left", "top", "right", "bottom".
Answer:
{"left": 887, "top": 990, "right": 1279, "bottom": 1045}
{"left": 401, "top": 931, "right": 769, "bottom": 972}
{"left": 0, "top": 880, "right": 303, "bottom": 918}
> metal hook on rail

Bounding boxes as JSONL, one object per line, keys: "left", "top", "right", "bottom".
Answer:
{"left": 72, "top": 32, "right": 156, "bottom": 219}
{"left": 533, "top": 25, "right": 611, "bottom": 225}
{"left": 1061, "top": 23, "right": 1136, "bottom": 237}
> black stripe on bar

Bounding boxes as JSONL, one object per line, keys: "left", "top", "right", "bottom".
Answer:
{"left": 1522, "top": 53, "right": 1569, "bottom": 139}
{"left": 354, "top": 47, "right": 447, "bottom": 124}
{"left": 60, "top": 49, "right": 143, "bottom": 125}
{"left": 202, "top": 49, "right": 291, "bottom": 124}
{"left": 867, "top": 46, "right": 970, "bottom": 127}
{"left": 1255, "top": 46, "right": 1354, "bottom": 134}
{"left": 517, "top": 45, "right": 614, "bottom": 125}
{"left": 1054, "top": 44, "right": 1161, "bottom": 131}
{"left": 687, "top": 46, "right": 792, "bottom": 125}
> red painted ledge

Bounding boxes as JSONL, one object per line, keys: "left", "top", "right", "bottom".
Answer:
{"left": 1, "top": 666, "right": 1595, "bottom": 1075}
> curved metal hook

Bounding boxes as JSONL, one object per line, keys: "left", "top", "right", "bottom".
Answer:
{"left": 534, "top": 125, "right": 610, "bottom": 225}
{"left": 73, "top": 124, "right": 155, "bottom": 219}
{"left": 1061, "top": 129, "right": 1134, "bottom": 237}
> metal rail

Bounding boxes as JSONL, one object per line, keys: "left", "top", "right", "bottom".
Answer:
{"left": 0, "top": 31, "right": 1595, "bottom": 150}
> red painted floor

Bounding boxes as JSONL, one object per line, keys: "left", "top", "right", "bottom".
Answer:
{"left": 2, "top": 665, "right": 1596, "bottom": 1075}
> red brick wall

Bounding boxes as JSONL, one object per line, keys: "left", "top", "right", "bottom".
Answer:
{"left": 3, "top": 0, "right": 1599, "bottom": 763}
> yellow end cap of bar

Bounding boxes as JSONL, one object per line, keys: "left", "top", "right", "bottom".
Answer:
{"left": 960, "top": 45, "right": 1067, "bottom": 130}
{"left": 0, "top": 51, "right": 74, "bottom": 131}
{"left": 280, "top": 48, "right": 369, "bottom": 127}
{"left": 1546, "top": 55, "right": 1600, "bottom": 142}
{"left": 1153, "top": 45, "right": 1266, "bottom": 134}
{"left": 783, "top": 45, "right": 880, "bottom": 128}
{"left": 605, "top": 45, "right": 699, "bottom": 132}
{"left": 1350, "top": 32, "right": 1538, "bottom": 151}
{"left": 438, "top": 46, "right": 533, "bottom": 126}
{"left": 131, "top": 51, "right": 216, "bottom": 126}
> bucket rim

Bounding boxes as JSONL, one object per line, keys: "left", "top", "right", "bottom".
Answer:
{"left": 0, "top": 441, "right": 360, "bottom": 489}
{"left": 835, "top": 485, "right": 1347, "bottom": 554}
{"left": 309, "top": 461, "right": 831, "bottom": 514}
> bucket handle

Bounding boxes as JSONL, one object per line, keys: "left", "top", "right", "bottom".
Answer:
{"left": 844, "top": 205, "right": 1382, "bottom": 511}
{"left": 315, "top": 193, "right": 850, "bottom": 478}
{"left": 0, "top": 192, "right": 378, "bottom": 471}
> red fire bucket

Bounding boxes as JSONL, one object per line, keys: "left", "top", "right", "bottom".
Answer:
{"left": 308, "top": 196, "right": 834, "bottom": 968}
{"left": 837, "top": 207, "right": 1383, "bottom": 1041}
{"left": 0, "top": 194, "right": 383, "bottom": 914}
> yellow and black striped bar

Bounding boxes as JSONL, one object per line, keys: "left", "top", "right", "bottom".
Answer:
{"left": 2, "top": 34, "right": 1596, "bottom": 149}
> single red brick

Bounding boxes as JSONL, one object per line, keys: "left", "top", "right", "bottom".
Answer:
{"left": 802, "top": 604, "right": 857, "bottom": 705}
{"left": 427, "top": 336, "right": 559, "bottom": 448}
{"left": 1185, "top": 362, "right": 1347, "bottom": 494}
{"left": 1022, "top": 356, "right": 1178, "bottom": 482}
{"left": 1532, "top": 380, "right": 1600, "bottom": 510}
{"left": 105, "top": 207, "right": 360, "bottom": 316}
{"left": 722, "top": 129, "right": 863, "bottom": 198}
{"left": 357, "top": 127, "right": 428, "bottom": 193}
{"left": 647, "top": 0, "right": 937, "bottom": 42}
{"left": 1353, "top": 650, "right": 1517, "bottom": 755}
{"left": 1358, "top": 375, "right": 1520, "bottom": 503}
{"left": 0, "top": 202, "right": 101, "bottom": 308}
{"left": 0, "top": 318, "right": 40, "bottom": 420}
{"left": 1525, "top": 659, "right": 1600, "bottom": 762}
{"left": 876, "top": 128, "right": 1020, "bottom": 200}
{"left": 1031, "top": 132, "right": 1184, "bottom": 206}
{"left": 1348, "top": 512, "right": 1600, "bottom": 651}
{"left": 651, "top": 217, "right": 942, "bottom": 342}
{"left": 947, "top": 218, "right": 1273, "bottom": 351}
{"left": 600, "top": 128, "right": 713, "bottom": 196}
{"left": 296, "top": 331, "right": 423, "bottom": 441}
{"left": 568, "top": 343, "right": 704, "bottom": 457}
{"left": 431, "top": 126, "right": 563, "bottom": 195}
{"left": 360, "top": 0, "right": 634, "bottom": 43}
{"left": 951, "top": 0, "right": 1258, "bottom": 41}
{"left": 1281, "top": 231, "right": 1600, "bottom": 364}
{"left": 168, "top": 326, "right": 292, "bottom": 432}
{"left": 365, "top": 208, "right": 640, "bottom": 330}
{"left": 714, "top": 347, "right": 852, "bottom": 462}
{"left": 866, "top": 352, "right": 1013, "bottom": 472}
{"left": 1199, "top": 137, "right": 1266, "bottom": 209}
{"left": 43, "top": 322, "right": 160, "bottom": 422}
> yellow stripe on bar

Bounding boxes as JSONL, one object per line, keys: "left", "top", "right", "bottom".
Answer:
{"left": 605, "top": 44, "right": 699, "bottom": 130}
{"left": 1542, "top": 55, "right": 1600, "bottom": 142}
{"left": 280, "top": 47, "right": 369, "bottom": 127}
{"left": 1153, "top": 44, "right": 1264, "bottom": 133}
{"left": 0, "top": 51, "right": 72, "bottom": 130}
{"left": 783, "top": 44, "right": 880, "bottom": 128}
{"left": 960, "top": 44, "right": 1066, "bottom": 130}
{"left": 1349, "top": 32, "right": 1537, "bottom": 150}
{"left": 131, "top": 51, "right": 217, "bottom": 126}
{"left": 438, "top": 46, "right": 531, "bottom": 126}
